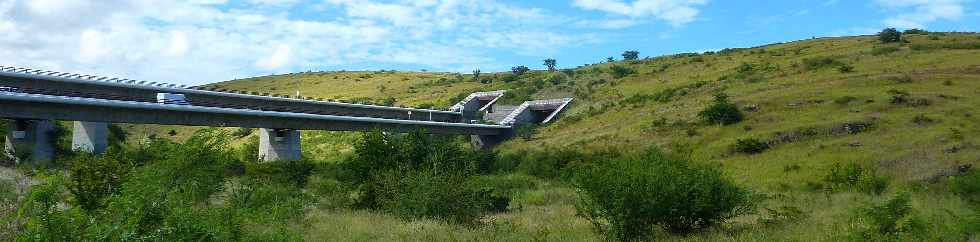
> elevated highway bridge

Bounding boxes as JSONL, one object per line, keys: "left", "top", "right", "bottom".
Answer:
{"left": 0, "top": 66, "right": 571, "bottom": 162}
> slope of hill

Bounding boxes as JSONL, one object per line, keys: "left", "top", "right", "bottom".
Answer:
{"left": 214, "top": 33, "right": 979, "bottom": 185}
{"left": 126, "top": 32, "right": 980, "bottom": 240}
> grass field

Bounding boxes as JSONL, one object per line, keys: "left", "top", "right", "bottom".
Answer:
{"left": 17, "top": 32, "right": 979, "bottom": 241}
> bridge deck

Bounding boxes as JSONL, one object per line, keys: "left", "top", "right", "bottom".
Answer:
{"left": 0, "top": 68, "right": 461, "bottom": 122}
{"left": 0, "top": 92, "right": 509, "bottom": 136}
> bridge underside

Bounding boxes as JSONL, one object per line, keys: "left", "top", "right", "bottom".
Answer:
{"left": 0, "top": 93, "right": 510, "bottom": 162}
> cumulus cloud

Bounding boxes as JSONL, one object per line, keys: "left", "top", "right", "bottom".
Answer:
{"left": 0, "top": 0, "right": 589, "bottom": 85}
{"left": 874, "top": 0, "right": 967, "bottom": 29}
{"left": 572, "top": 0, "right": 707, "bottom": 26}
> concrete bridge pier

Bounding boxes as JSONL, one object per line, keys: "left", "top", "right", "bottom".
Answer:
{"left": 259, "top": 128, "right": 301, "bottom": 161}
{"left": 471, "top": 129, "right": 512, "bottom": 150}
{"left": 4, "top": 119, "right": 56, "bottom": 163}
{"left": 72, "top": 121, "right": 108, "bottom": 154}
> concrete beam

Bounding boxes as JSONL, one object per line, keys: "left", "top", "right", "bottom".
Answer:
{"left": 0, "top": 72, "right": 461, "bottom": 122}
{"left": 4, "top": 119, "right": 55, "bottom": 163}
{"left": 259, "top": 128, "right": 301, "bottom": 161}
{"left": 72, "top": 121, "right": 108, "bottom": 154}
{"left": 0, "top": 93, "right": 509, "bottom": 136}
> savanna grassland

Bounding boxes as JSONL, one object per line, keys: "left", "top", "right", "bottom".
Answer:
{"left": 3, "top": 31, "right": 980, "bottom": 241}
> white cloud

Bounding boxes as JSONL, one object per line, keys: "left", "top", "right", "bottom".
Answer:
{"left": 575, "top": 19, "right": 640, "bottom": 29}
{"left": 874, "top": 0, "right": 967, "bottom": 29}
{"left": 572, "top": 0, "right": 707, "bottom": 26}
{"left": 256, "top": 44, "right": 292, "bottom": 69}
{"left": 0, "top": 0, "right": 587, "bottom": 84}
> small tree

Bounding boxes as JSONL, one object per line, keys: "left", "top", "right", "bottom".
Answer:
{"left": 472, "top": 69, "right": 483, "bottom": 83}
{"left": 878, "top": 28, "right": 902, "bottom": 43}
{"left": 543, "top": 58, "right": 557, "bottom": 72}
{"left": 511, "top": 65, "right": 530, "bottom": 76}
{"left": 606, "top": 57, "right": 615, "bottom": 63}
{"left": 575, "top": 148, "right": 752, "bottom": 240}
{"left": 622, "top": 50, "right": 639, "bottom": 61}
{"left": 698, "top": 93, "right": 744, "bottom": 125}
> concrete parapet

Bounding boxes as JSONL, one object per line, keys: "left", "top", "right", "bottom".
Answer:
{"left": 72, "top": 121, "right": 108, "bottom": 154}
{"left": 259, "top": 128, "right": 301, "bottom": 161}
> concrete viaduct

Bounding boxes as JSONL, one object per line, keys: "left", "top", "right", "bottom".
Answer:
{"left": 0, "top": 66, "right": 572, "bottom": 162}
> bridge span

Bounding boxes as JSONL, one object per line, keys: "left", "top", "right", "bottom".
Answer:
{"left": 0, "top": 66, "right": 570, "bottom": 162}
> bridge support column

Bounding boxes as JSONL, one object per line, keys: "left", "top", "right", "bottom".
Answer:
{"left": 471, "top": 129, "right": 513, "bottom": 150}
{"left": 259, "top": 128, "right": 301, "bottom": 161}
{"left": 4, "top": 120, "right": 56, "bottom": 163}
{"left": 72, "top": 121, "right": 108, "bottom": 154}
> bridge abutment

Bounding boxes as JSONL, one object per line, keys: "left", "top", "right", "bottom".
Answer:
{"left": 4, "top": 119, "right": 55, "bottom": 163}
{"left": 259, "top": 128, "right": 301, "bottom": 161}
{"left": 72, "top": 121, "right": 108, "bottom": 154}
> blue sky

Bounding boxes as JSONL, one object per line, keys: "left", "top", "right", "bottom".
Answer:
{"left": 0, "top": 0, "right": 977, "bottom": 85}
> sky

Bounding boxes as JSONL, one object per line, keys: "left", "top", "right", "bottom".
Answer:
{"left": 0, "top": 0, "right": 977, "bottom": 85}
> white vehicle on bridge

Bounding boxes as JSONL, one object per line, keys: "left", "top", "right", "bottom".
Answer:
{"left": 0, "top": 86, "right": 19, "bottom": 93}
{"left": 156, "top": 93, "right": 190, "bottom": 105}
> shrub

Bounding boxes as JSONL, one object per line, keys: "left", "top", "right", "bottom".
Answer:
{"left": 951, "top": 170, "right": 980, "bottom": 205}
{"left": 759, "top": 205, "right": 807, "bottom": 226}
{"left": 609, "top": 65, "right": 636, "bottom": 78}
{"left": 878, "top": 28, "right": 902, "bottom": 43}
{"left": 543, "top": 58, "right": 557, "bottom": 72}
{"left": 511, "top": 65, "right": 530, "bottom": 76}
{"left": 698, "top": 93, "right": 744, "bottom": 125}
{"left": 374, "top": 169, "right": 485, "bottom": 223}
{"left": 574, "top": 148, "right": 752, "bottom": 240}
{"left": 834, "top": 96, "right": 857, "bottom": 105}
{"left": 18, "top": 174, "right": 89, "bottom": 240}
{"left": 823, "top": 163, "right": 888, "bottom": 194}
{"left": 871, "top": 46, "right": 901, "bottom": 56}
{"left": 514, "top": 147, "right": 587, "bottom": 179}
{"left": 860, "top": 192, "right": 922, "bottom": 239}
{"left": 232, "top": 127, "right": 253, "bottom": 138}
{"left": 498, "top": 74, "right": 519, "bottom": 83}
{"left": 734, "top": 138, "right": 770, "bottom": 154}
{"left": 903, "top": 28, "right": 927, "bottom": 35}
{"left": 622, "top": 50, "right": 639, "bottom": 61}
{"left": 515, "top": 124, "right": 538, "bottom": 141}
{"left": 68, "top": 151, "right": 135, "bottom": 211}
{"left": 344, "top": 131, "right": 491, "bottom": 224}
{"left": 802, "top": 56, "right": 844, "bottom": 71}
{"left": 838, "top": 64, "right": 855, "bottom": 73}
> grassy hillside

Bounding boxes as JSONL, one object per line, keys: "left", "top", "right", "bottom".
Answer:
{"left": 109, "top": 32, "right": 980, "bottom": 240}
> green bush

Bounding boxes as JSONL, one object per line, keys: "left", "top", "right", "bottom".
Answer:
{"left": 871, "top": 46, "right": 901, "bottom": 56}
{"left": 515, "top": 124, "right": 538, "bottom": 141}
{"left": 823, "top": 163, "right": 888, "bottom": 195}
{"left": 609, "top": 65, "right": 636, "bottom": 78}
{"left": 68, "top": 150, "right": 135, "bottom": 211}
{"left": 801, "top": 56, "right": 844, "bottom": 71}
{"left": 951, "top": 170, "right": 980, "bottom": 205}
{"left": 833, "top": 96, "right": 857, "bottom": 105}
{"left": 860, "top": 192, "right": 922, "bottom": 240}
{"left": 17, "top": 174, "right": 89, "bottom": 240}
{"left": 734, "top": 138, "right": 770, "bottom": 154}
{"left": 344, "top": 130, "right": 492, "bottom": 224}
{"left": 574, "top": 148, "right": 752, "bottom": 240}
{"left": 878, "top": 28, "right": 902, "bottom": 43}
{"left": 374, "top": 169, "right": 486, "bottom": 223}
{"left": 698, "top": 93, "right": 744, "bottom": 125}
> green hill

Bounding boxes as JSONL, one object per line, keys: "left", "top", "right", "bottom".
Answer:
{"left": 121, "top": 32, "right": 980, "bottom": 240}
{"left": 214, "top": 33, "right": 979, "bottom": 184}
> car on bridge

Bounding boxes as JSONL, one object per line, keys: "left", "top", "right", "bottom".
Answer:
{"left": 0, "top": 86, "right": 19, "bottom": 93}
{"left": 156, "top": 93, "right": 190, "bottom": 105}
